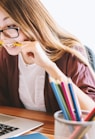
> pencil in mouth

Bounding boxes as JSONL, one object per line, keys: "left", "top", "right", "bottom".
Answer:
{"left": 0, "top": 41, "right": 22, "bottom": 47}
{"left": 13, "top": 42, "right": 22, "bottom": 47}
{"left": 0, "top": 41, "right": 4, "bottom": 47}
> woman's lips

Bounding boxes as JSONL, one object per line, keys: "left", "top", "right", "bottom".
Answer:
{"left": 0, "top": 41, "right": 22, "bottom": 48}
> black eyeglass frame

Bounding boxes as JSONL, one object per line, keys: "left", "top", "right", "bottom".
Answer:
{"left": 0, "top": 27, "right": 20, "bottom": 39}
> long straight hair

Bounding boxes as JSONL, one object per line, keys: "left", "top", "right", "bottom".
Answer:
{"left": 0, "top": 0, "right": 95, "bottom": 78}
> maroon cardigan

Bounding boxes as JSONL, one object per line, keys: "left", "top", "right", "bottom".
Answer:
{"left": 0, "top": 47, "right": 95, "bottom": 114}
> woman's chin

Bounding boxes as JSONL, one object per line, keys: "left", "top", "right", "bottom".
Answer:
{"left": 7, "top": 51, "right": 20, "bottom": 56}
{"left": 4, "top": 46, "right": 21, "bottom": 56}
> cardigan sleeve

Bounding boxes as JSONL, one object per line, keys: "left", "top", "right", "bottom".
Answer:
{"left": 45, "top": 52, "right": 95, "bottom": 114}
{"left": 65, "top": 53, "right": 95, "bottom": 101}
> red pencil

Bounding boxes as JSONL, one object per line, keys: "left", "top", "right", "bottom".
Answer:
{"left": 61, "top": 81, "right": 76, "bottom": 121}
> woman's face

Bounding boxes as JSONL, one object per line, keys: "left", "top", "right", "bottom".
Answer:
{"left": 0, "top": 6, "right": 28, "bottom": 55}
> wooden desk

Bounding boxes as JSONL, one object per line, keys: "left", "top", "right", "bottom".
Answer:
{"left": 0, "top": 106, "right": 54, "bottom": 139}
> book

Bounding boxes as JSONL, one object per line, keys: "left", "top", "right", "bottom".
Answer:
{"left": 8, "top": 132, "right": 49, "bottom": 139}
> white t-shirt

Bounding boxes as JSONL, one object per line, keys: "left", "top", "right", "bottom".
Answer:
{"left": 18, "top": 53, "right": 46, "bottom": 112}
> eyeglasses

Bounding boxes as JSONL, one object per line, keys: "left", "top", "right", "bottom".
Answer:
{"left": 0, "top": 27, "right": 20, "bottom": 39}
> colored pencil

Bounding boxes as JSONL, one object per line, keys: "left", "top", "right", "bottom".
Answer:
{"left": 70, "top": 107, "right": 95, "bottom": 139}
{"left": 84, "top": 108, "right": 95, "bottom": 121}
{"left": 56, "top": 83, "right": 71, "bottom": 120}
{"left": 49, "top": 76, "right": 69, "bottom": 120}
{"left": 61, "top": 81, "right": 76, "bottom": 121}
{"left": 68, "top": 78, "right": 82, "bottom": 121}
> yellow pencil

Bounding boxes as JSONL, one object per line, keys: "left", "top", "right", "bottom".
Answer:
{"left": 0, "top": 41, "right": 22, "bottom": 47}
{"left": 0, "top": 41, "right": 4, "bottom": 47}
{"left": 13, "top": 42, "right": 22, "bottom": 47}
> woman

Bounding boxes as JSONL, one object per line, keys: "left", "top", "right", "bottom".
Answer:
{"left": 0, "top": 0, "right": 95, "bottom": 114}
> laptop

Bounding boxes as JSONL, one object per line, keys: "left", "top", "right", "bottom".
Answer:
{"left": 0, "top": 113, "right": 44, "bottom": 139}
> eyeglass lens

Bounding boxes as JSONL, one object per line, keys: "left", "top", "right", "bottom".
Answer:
{"left": 0, "top": 28, "right": 19, "bottom": 38}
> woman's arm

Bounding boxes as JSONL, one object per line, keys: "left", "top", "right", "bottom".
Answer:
{"left": 21, "top": 41, "right": 95, "bottom": 111}
{"left": 44, "top": 60, "right": 95, "bottom": 111}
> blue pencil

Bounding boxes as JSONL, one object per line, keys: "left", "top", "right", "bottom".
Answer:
{"left": 68, "top": 78, "right": 82, "bottom": 121}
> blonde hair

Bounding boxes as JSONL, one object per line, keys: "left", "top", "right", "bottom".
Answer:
{"left": 0, "top": 0, "right": 95, "bottom": 78}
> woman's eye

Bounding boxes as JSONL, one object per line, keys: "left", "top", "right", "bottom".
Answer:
{"left": 7, "top": 25, "right": 16, "bottom": 28}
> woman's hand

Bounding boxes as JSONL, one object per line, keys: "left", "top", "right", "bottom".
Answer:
{"left": 21, "top": 41, "right": 51, "bottom": 67}
{"left": 21, "top": 41, "right": 67, "bottom": 81}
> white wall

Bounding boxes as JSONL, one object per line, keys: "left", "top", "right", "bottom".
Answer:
{"left": 41, "top": 0, "right": 95, "bottom": 51}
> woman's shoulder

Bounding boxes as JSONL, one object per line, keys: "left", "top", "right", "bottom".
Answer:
{"left": 73, "top": 45, "right": 88, "bottom": 58}
{"left": 0, "top": 47, "right": 17, "bottom": 59}
{"left": 55, "top": 49, "right": 88, "bottom": 77}
{"left": 0, "top": 47, "right": 10, "bottom": 58}
{"left": 0, "top": 47, "right": 18, "bottom": 69}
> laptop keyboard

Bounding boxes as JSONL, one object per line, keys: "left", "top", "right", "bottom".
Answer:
{"left": 0, "top": 123, "right": 19, "bottom": 136}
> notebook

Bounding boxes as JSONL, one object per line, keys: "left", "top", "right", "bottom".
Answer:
{"left": 8, "top": 132, "right": 48, "bottom": 139}
{"left": 0, "top": 113, "right": 44, "bottom": 139}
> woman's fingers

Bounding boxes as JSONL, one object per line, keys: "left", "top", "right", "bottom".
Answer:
{"left": 20, "top": 41, "right": 50, "bottom": 66}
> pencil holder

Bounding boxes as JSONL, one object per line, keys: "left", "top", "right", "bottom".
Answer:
{"left": 54, "top": 110, "right": 95, "bottom": 139}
